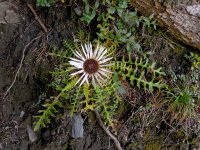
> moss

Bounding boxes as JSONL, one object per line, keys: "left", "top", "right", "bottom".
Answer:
{"left": 88, "top": 111, "right": 96, "bottom": 125}
{"left": 69, "top": 139, "right": 77, "bottom": 146}
{"left": 127, "top": 142, "right": 140, "bottom": 149}
{"left": 144, "top": 141, "right": 161, "bottom": 150}
{"left": 175, "top": 131, "right": 185, "bottom": 139}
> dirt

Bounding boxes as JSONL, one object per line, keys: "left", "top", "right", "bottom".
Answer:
{"left": 0, "top": 1, "right": 199, "bottom": 150}
{"left": 0, "top": 1, "right": 115, "bottom": 150}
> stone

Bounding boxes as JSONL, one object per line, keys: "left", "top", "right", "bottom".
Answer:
{"left": 27, "top": 125, "right": 38, "bottom": 142}
{"left": 71, "top": 113, "right": 84, "bottom": 139}
{"left": 0, "top": 2, "right": 20, "bottom": 24}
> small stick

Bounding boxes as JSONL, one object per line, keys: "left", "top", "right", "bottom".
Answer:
{"left": 94, "top": 110, "right": 124, "bottom": 150}
{"left": 27, "top": 3, "right": 48, "bottom": 33}
{"left": 2, "top": 35, "right": 42, "bottom": 100}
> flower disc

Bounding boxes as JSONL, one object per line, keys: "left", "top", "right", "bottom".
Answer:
{"left": 83, "top": 59, "right": 99, "bottom": 74}
{"left": 69, "top": 43, "right": 113, "bottom": 87}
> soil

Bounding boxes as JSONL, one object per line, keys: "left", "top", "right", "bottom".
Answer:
{"left": 0, "top": 1, "right": 114, "bottom": 150}
{"left": 0, "top": 1, "right": 199, "bottom": 150}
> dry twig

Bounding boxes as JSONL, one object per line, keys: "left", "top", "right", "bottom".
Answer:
{"left": 3, "top": 35, "right": 42, "bottom": 100}
{"left": 94, "top": 110, "right": 124, "bottom": 150}
{"left": 27, "top": 3, "right": 48, "bottom": 33}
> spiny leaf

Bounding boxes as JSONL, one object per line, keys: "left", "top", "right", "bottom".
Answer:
{"left": 34, "top": 99, "right": 62, "bottom": 131}
{"left": 114, "top": 57, "right": 167, "bottom": 93}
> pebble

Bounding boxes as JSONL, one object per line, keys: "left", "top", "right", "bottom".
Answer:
{"left": 0, "top": 2, "right": 20, "bottom": 24}
{"left": 0, "top": 143, "right": 3, "bottom": 150}
{"left": 71, "top": 113, "right": 84, "bottom": 139}
{"left": 27, "top": 125, "right": 38, "bottom": 142}
{"left": 20, "top": 111, "right": 25, "bottom": 118}
{"left": 74, "top": 7, "right": 82, "bottom": 16}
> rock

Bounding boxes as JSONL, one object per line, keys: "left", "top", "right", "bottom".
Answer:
{"left": 20, "top": 111, "right": 25, "bottom": 118}
{"left": 186, "top": 5, "right": 200, "bottom": 17}
{"left": 0, "top": 1, "right": 20, "bottom": 24}
{"left": 74, "top": 7, "right": 82, "bottom": 16}
{"left": 27, "top": 125, "right": 38, "bottom": 142}
{"left": 5, "top": 10, "right": 20, "bottom": 24}
{"left": 71, "top": 113, "right": 84, "bottom": 139}
{"left": 0, "top": 143, "right": 3, "bottom": 150}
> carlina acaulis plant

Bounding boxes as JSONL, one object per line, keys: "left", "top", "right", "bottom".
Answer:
{"left": 34, "top": 39, "right": 167, "bottom": 131}
{"left": 69, "top": 42, "right": 113, "bottom": 88}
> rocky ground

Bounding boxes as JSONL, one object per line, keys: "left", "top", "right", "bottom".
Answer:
{"left": 0, "top": 1, "right": 114, "bottom": 149}
{"left": 0, "top": 1, "right": 199, "bottom": 150}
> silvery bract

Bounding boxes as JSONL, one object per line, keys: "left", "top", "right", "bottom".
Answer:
{"left": 69, "top": 43, "right": 113, "bottom": 87}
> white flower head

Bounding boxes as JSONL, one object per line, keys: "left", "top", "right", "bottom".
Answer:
{"left": 69, "top": 42, "right": 113, "bottom": 87}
